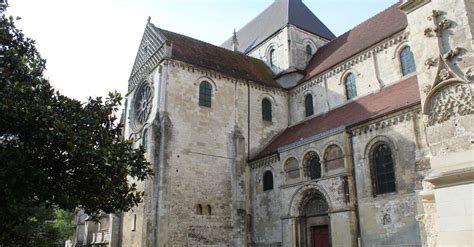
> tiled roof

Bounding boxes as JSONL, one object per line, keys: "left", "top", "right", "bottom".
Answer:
{"left": 252, "top": 75, "right": 420, "bottom": 161}
{"left": 221, "top": 0, "right": 335, "bottom": 53}
{"left": 153, "top": 26, "right": 280, "bottom": 88}
{"left": 303, "top": 3, "right": 407, "bottom": 82}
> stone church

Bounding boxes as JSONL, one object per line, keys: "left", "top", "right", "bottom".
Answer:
{"left": 73, "top": 0, "right": 474, "bottom": 246}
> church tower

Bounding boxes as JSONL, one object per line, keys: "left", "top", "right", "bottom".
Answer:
{"left": 222, "top": 0, "right": 335, "bottom": 87}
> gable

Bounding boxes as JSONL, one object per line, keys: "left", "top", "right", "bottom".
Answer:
{"left": 128, "top": 23, "right": 168, "bottom": 92}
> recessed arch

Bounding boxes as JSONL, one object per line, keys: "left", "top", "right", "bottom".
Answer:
{"left": 399, "top": 46, "right": 416, "bottom": 76}
{"left": 194, "top": 76, "right": 218, "bottom": 91}
{"left": 363, "top": 135, "right": 398, "bottom": 159}
{"left": 288, "top": 184, "right": 332, "bottom": 217}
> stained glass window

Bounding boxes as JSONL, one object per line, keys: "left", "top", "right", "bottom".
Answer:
{"left": 305, "top": 94, "right": 314, "bottom": 117}
{"left": 199, "top": 81, "right": 212, "bottom": 107}
{"left": 372, "top": 144, "right": 396, "bottom": 195}
{"left": 345, "top": 73, "right": 357, "bottom": 100}
{"left": 400, "top": 46, "right": 416, "bottom": 76}
{"left": 262, "top": 98, "right": 272, "bottom": 121}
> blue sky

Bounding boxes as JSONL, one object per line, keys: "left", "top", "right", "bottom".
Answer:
{"left": 8, "top": 0, "right": 395, "bottom": 101}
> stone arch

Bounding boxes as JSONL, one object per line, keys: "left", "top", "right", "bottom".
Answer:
{"left": 302, "top": 148, "right": 322, "bottom": 179}
{"left": 363, "top": 135, "right": 398, "bottom": 159}
{"left": 265, "top": 43, "right": 278, "bottom": 66}
{"left": 322, "top": 141, "right": 344, "bottom": 157}
{"left": 194, "top": 76, "right": 218, "bottom": 91}
{"left": 339, "top": 68, "right": 360, "bottom": 85}
{"left": 289, "top": 184, "right": 332, "bottom": 217}
{"left": 392, "top": 40, "right": 411, "bottom": 59}
{"left": 257, "top": 93, "right": 277, "bottom": 107}
{"left": 281, "top": 155, "right": 301, "bottom": 171}
{"left": 422, "top": 79, "right": 473, "bottom": 126}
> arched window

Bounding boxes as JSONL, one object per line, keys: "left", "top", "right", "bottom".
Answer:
{"left": 344, "top": 73, "right": 357, "bottom": 100}
{"left": 269, "top": 48, "right": 276, "bottom": 67}
{"left": 206, "top": 205, "right": 212, "bottom": 216}
{"left": 262, "top": 98, "right": 272, "bottom": 122}
{"left": 263, "top": 171, "right": 274, "bottom": 191}
{"left": 304, "top": 152, "right": 321, "bottom": 180}
{"left": 306, "top": 44, "right": 313, "bottom": 59}
{"left": 285, "top": 158, "right": 300, "bottom": 180}
{"left": 196, "top": 204, "right": 203, "bottom": 215}
{"left": 400, "top": 46, "right": 416, "bottom": 76}
{"left": 199, "top": 81, "right": 212, "bottom": 107}
{"left": 142, "top": 128, "right": 148, "bottom": 151}
{"left": 324, "top": 145, "right": 344, "bottom": 172}
{"left": 372, "top": 143, "right": 396, "bottom": 195}
{"left": 305, "top": 94, "right": 314, "bottom": 117}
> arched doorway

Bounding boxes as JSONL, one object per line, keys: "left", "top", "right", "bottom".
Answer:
{"left": 290, "top": 186, "right": 331, "bottom": 247}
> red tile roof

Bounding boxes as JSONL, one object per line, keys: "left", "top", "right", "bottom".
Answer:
{"left": 154, "top": 26, "right": 280, "bottom": 88}
{"left": 252, "top": 76, "right": 420, "bottom": 161}
{"left": 303, "top": 3, "right": 407, "bottom": 82}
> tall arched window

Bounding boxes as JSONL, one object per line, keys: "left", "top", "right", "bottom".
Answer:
{"left": 142, "top": 128, "right": 148, "bottom": 151}
{"left": 304, "top": 152, "right": 321, "bottom": 180}
{"left": 306, "top": 44, "right": 313, "bottom": 59}
{"left": 263, "top": 170, "right": 274, "bottom": 191}
{"left": 262, "top": 98, "right": 272, "bottom": 122}
{"left": 372, "top": 143, "right": 396, "bottom": 195}
{"left": 285, "top": 157, "right": 300, "bottom": 180}
{"left": 400, "top": 46, "right": 416, "bottom": 76}
{"left": 199, "top": 81, "right": 212, "bottom": 107}
{"left": 345, "top": 73, "right": 357, "bottom": 100}
{"left": 324, "top": 145, "right": 344, "bottom": 172}
{"left": 269, "top": 48, "right": 276, "bottom": 67}
{"left": 305, "top": 94, "right": 314, "bottom": 117}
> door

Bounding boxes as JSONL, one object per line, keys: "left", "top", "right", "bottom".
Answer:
{"left": 311, "top": 225, "right": 330, "bottom": 247}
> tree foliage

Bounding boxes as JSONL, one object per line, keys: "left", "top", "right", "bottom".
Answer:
{"left": 0, "top": 14, "right": 153, "bottom": 245}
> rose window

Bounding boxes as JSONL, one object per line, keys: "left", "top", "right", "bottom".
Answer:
{"left": 132, "top": 82, "right": 153, "bottom": 129}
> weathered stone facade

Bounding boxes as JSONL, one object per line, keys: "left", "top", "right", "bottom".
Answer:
{"left": 110, "top": 0, "right": 474, "bottom": 246}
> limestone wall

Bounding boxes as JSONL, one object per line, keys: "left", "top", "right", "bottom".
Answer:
{"left": 156, "top": 61, "right": 288, "bottom": 245}
{"left": 250, "top": 132, "right": 357, "bottom": 246}
{"left": 351, "top": 108, "right": 425, "bottom": 246}
{"left": 288, "top": 30, "right": 414, "bottom": 126}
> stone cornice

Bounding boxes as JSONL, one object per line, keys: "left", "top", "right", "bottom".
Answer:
{"left": 291, "top": 31, "right": 409, "bottom": 96}
{"left": 250, "top": 154, "right": 278, "bottom": 170}
{"left": 399, "top": 0, "right": 432, "bottom": 14}
{"left": 168, "top": 60, "right": 288, "bottom": 96}
{"left": 350, "top": 106, "right": 421, "bottom": 136}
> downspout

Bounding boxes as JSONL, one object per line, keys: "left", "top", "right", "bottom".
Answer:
{"left": 349, "top": 131, "right": 362, "bottom": 247}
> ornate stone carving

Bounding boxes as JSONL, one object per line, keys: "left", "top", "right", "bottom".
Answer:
{"left": 424, "top": 28, "right": 434, "bottom": 37}
{"left": 424, "top": 57, "right": 438, "bottom": 69}
{"left": 131, "top": 81, "right": 153, "bottom": 131}
{"left": 434, "top": 19, "right": 451, "bottom": 36}
{"left": 444, "top": 47, "right": 462, "bottom": 61}
{"left": 426, "top": 82, "right": 474, "bottom": 126}
{"left": 438, "top": 69, "right": 452, "bottom": 81}
{"left": 427, "top": 10, "right": 442, "bottom": 21}
{"left": 465, "top": 67, "right": 474, "bottom": 81}
{"left": 424, "top": 84, "right": 433, "bottom": 95}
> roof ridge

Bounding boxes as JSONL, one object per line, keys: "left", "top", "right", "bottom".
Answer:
{"left": 155, "top": 25, "right": 267, "bottom": 63}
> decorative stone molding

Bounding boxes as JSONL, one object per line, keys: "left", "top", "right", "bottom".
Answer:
{"left": 427, "top": 10, "right": 442, "bottom": 21}
{"left": 424, "top": 57, "right": 438, "bottom": 69}
{"left": 250, "top": 155, "right": 278, "bottom": 170}
{"left": 438, "top": 69, "right": 453, "bottom": 81}
{"left": 168, "top": 60, "right": 287, "bottom": 96}
{"left": 424, "top": 80, "right": 474, "bottom": 126}
{"left": 351, "top": 110, "right": 419, "bottom": 137}
{"left": 423, "top": 84, "right": 433, "bottom": 95}
{"left": 434, "top": 19, "right": 452, "bottom": 36}
{"left": 443, "top": 47, "right": 462, "bottom": 61}
{"left": 399, "top": 0, "right": 431, "bottom": 14}
{"left": 466, "top": 67, "right": 474, "bottom": 81}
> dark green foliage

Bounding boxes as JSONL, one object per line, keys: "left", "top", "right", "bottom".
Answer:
{"left": 0, "top": 14, "right": 153, "bottom": 245}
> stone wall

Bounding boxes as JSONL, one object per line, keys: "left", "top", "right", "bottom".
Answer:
{"left": 288, "top": 30, "right": 413, "bottom": 126}
{"left": 351, "top": 108, "right": 425, "bottom": 246}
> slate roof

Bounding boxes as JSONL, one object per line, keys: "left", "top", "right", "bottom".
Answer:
{"left": 153, "top": 26, "right": 279, "bottom": 88}
{"left": 252, "top": 75, "right": 420, "bottom": 161}
{"left": 303, "top": 3, "right": 407, "bottom": 82}
{"left": 221, "top": 0, "right": 336, "bottom": 53}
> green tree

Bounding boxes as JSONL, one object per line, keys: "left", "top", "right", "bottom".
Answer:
{"left": 0, "top": 13, "right": 153, "bottom": 246}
